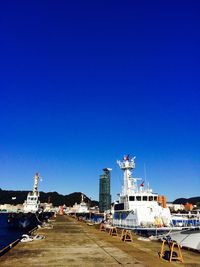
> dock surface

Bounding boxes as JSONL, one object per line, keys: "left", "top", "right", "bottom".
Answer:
{"left": 1, "top": 215, "right": 199, "bottom": 267}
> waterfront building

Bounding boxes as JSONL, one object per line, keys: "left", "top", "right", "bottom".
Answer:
{"left": 99, "top": 168, "right": 112, "bottom": 212}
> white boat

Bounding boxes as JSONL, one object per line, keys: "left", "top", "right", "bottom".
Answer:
{"left": 68, "top": 193, "right": 89, "bottom": 215}
{"left": 112, "top": 155, "right": 200, "bottom": 237}
{"left": 112, "top": 155, "right": 173, "bottom": 235}
{"left": 7, "top": 173, "right": 53, "bottom": 229}
{"left": 113, "top": 155, "right": 172, "bottom": 229}
{"left": 171, "top": 212, "right": 200, "bottom": 227}
{"left": 169, "top": 227, "right": 200, "bottom": 251}
{"left": 23, "top": 173, "right": 41, "bottom": 213}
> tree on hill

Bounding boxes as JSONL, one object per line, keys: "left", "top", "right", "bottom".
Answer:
{"left": 0, "top": 188, "right": 98, "bottom": 207}
{"left": 173, "top": 197, "right": 200, "bottom": 205}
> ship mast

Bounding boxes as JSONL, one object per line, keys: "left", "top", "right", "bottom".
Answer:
{"left": 117, "top": 155, "right": 140, "bottom": 196}
{"left": 81, "top": 193, "right": 84, "bottom": 203}
{"left": 33, "top": 173, "right": 39, "bottom": 194}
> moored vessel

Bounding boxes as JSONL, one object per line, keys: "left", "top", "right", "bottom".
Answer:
{"left": 112, "top": 155, "right": 186, "bottom": 236}
{"left": 112, "top": 155, "right": 200, "bottom": 238}
{"left": 171, "top": 212, "right": 200, "bottom": 227}
{"left": 67, "top": 193, "right": 89, "bottom": 216}
{"left": 168, "top": 227, "right": 200, "bottom": 251}
{"left": 7, "top": 173, "right": 53, "bottom": 229}
{"left": 23, "top": 173, "right": 41, "bottom": 213}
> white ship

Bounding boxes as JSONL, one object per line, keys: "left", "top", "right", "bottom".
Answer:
{"left": 112, "top": 155, "right": 172, "bottom": 234}
{"left": 169, "top": 228, "right": 200, "bottom": 251}
{"left": 171, "top": 211, "right": 200, "bottom": 227}
{"left": 112, "top": 155, "right": 200, "bottom": 240}
{"left": 168, "top": 209, "right": 200, "bottom": 251}
{"left": 68, "top": 193, "right": 89, "bottom": 215}
{"left": 23, "top": 173, "right": 41, "bottom": 213}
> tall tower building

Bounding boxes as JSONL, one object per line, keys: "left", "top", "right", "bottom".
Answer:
{"left": 99, "top": 168, "right": 112, "bottom": 212}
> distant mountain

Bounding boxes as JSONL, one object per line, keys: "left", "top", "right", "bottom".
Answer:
{"left": 0, "top": 188, "right": 98, "bottom": 207}
{"left": 173, "top": 197, "right": 200, "bottom": 206}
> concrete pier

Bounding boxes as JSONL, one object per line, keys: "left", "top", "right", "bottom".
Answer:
{"left": 0, "top": 215, "right": 199, "bottom": 266}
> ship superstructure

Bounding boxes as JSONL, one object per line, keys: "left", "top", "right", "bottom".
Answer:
{"left": 68, "top": 193, "right": 89, "bottom": 215}
{"left": 113, "top": 155, "right": 171, "bottom": 229}
{"left": 23, "top": 173, "right": 41, "bottom": 213}
{"left": 78, "top": 193, "right": 89, "bottom": 214}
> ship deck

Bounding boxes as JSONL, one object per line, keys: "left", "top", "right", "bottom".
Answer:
{"left": 0, "top": 215, "right": 199, "bottom": 267}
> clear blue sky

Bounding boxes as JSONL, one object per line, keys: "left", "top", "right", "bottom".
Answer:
{"left": 0, "top": 1, "right": 199, "bottom": 202}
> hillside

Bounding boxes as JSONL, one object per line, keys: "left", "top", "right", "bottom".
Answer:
{"left": 173, "top": 196, "right": 200, "bottom": 206}
{"left": 0, "top": 188, "right": 98, "bottom": 207}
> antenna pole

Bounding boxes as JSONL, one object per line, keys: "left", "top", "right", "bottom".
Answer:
{"left": 33, "top": 173, "right": 39, "bottom": 194}
{"left": 144, "top": 163, "right": 147, "bottom": 183}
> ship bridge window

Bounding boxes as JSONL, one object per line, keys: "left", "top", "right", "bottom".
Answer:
{"left": 114, "top": 203, "right": 124, "bottom": 211}
{"left": 129, "top": 196, "right": 135, "bottom": 201}
{"left": 143, "top": 196, "right": 147, "bottom": 201}
{"left": 149, "top": 196, "right": 153, "bottom": 201}
{"left": 136, "top": 196, "right": 141, "bottom": 201}
{"left": 154, "top": 196, "right": 158, "bottom": 201}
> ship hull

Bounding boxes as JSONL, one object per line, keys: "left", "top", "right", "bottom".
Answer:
{"left": 7, "top": 212, "right": 54, "bottom": 230}
{"left": 112, "top": 210, "right": 198, "bottom": 237}
{"left": 169, "top": 228, "right": 200, "bottom": 251}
